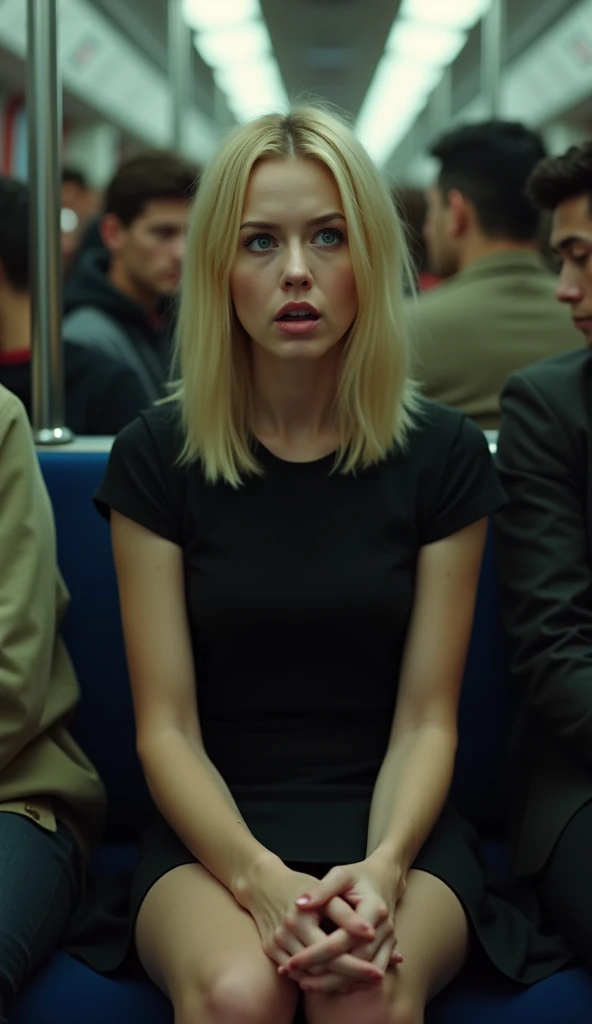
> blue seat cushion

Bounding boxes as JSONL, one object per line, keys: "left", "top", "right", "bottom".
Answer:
{"left": 11, "top": 954, "right": 592, "bottom": 1024}
{"left": 10, "top": 952, "right": 173, "bottom": 1024}
{"left": 38, "top": 450, "right": 155, "bottom": 843}
{"left": 431, "top": 966, "right": 592, "bottom": 1023}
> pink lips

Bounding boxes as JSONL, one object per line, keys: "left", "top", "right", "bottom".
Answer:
{"left": 274, "top": 300, "right": 321, "bottom": 337}
{"left": 276, "top": 318, "right": 321, "bottom": 335}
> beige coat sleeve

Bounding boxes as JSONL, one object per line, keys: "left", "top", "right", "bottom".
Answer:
{"left": 0, "top": 388, "right": 63, "bottom": 774}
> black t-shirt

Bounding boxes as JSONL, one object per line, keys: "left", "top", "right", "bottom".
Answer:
{"left": 95, "top": 398, "right": 506, "bottom": 862}
{"left": 0, "top": 341, "right": 151, "bottom": 436}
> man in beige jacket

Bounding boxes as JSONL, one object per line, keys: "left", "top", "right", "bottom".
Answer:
{"left": 0, "top": 386, "right": 105, "bottom": 1020}
{"left": 407, "top": 121, "right": 582, "bottom": 429}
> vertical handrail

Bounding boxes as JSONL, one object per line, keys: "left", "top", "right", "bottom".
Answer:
{"left": 27, "top": 0, "right": 72, "bottom": 443}
{"left": 481, "top": 0, "right": 505, "bottom": 120}
{"left": 429, "top": 68, "right": 452, "bottom": 142}
{"left": 169, "top": 0, "right": 192, "bottom": 153}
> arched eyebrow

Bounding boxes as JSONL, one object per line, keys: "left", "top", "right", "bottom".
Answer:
{"left": 239, "top": 212, "right": 346, "bottom": 231}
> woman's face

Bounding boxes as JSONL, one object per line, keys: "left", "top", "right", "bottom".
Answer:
{"left": 230, "top": 158, "right": 358, "bottom": 363}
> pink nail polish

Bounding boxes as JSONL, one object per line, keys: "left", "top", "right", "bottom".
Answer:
{"left": 296, "top": 895, "right": 311, "bottom": 906}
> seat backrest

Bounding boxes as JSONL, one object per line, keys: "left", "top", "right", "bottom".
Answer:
{"left": 451, "top": 526, "right": 517, "bottom": 839}
{"left": 38, "top": 448, "right": 154, "bottom": 843}
{"left": 39, "top": 447, "right": 516, "bottom": 847}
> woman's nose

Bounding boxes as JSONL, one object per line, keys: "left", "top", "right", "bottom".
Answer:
{"left": 280, "top": 244, "right": 313, "bottom": 289}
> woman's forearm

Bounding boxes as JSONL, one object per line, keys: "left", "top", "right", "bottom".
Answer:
{"left": 366, "top": 724, "right": 457, "bottom": 873}
{"left": 139, "top": 729, "right": 280, "bottom": 901}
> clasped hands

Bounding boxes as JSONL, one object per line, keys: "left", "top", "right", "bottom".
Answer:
{"left": 253, "top": 856, "right": 405, "bottom": 996}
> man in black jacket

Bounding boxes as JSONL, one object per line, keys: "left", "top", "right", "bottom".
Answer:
{"left": 63, "top": 151, "right": 197, "bottom": 400}
{"left": 0, "top": 175, "right": 150, "bottom": 434}
{"left": 495, "top": 141, "right": 592, "bottom": 966}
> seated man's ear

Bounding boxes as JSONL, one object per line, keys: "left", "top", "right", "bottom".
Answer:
{"left": 100, "top": 213, "right": 126, "bottom": 256}
{"left": 446, "top": 190, "right": 472, "bottom": 239}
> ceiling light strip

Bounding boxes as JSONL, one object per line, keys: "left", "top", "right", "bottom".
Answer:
{"left": 356, "top": 0, "right": 492, "bottom": 166}
{"left": 183, "top": 0, "right": 289, "bottom": 122}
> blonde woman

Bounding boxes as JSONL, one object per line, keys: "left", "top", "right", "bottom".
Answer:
{"left": 88, "top": 108, "right": 568, "bottom": 1022}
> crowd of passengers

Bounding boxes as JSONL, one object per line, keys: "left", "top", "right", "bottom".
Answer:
{"left": 0, "top": 107, "right": 591, "bottom": 1024}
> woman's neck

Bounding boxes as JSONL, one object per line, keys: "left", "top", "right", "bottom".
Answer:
{"left": 250, "top": 346, "right": 341, "bottom": 453}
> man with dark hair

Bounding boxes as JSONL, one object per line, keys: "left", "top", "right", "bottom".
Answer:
{"left": 63, "top": 150, "right": 197, "bottom": 399}
{"left": 495, "top": 140, "right": 592, "bottom": 968}
{"left": 0, "top": 175, "right": 151, "bottom": 434}
{"left": 407, "top": 121, "right": 581, "bottom": 428}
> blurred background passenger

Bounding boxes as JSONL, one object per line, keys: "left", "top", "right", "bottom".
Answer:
{"left": 0, "top": 383, "right": 105, "bottom": 1020}
{"left": 0, "top": 175, "right": 152, "bottom": 434}
{"left": 408, "top": 121, "right": 582, "bottom": 429}
{"left": 62, "top": 151, "right": 198, "bottom": 402}
{"left": 395, "top": 187, "right": 441, "bottom": 292}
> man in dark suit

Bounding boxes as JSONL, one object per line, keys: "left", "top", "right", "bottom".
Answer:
{"left": 495, "top": 140, "right": 592, "bottom": 967}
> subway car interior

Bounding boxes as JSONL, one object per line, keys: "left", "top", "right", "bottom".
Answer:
{"left": 1, "top": 0, "right": 592, "bottom": 1021}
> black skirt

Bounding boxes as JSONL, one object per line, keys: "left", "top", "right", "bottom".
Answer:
{"left": 65, "top": 800, "right": 571, "bottom": 984}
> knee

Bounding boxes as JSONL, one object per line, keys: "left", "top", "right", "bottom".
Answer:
{"left": 177, "top": 964, "right": 295, "bottom": 1024}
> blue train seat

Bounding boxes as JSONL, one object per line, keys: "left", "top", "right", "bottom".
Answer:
{"left": 9, "top": 444, "right": 592, "bottom": 1023}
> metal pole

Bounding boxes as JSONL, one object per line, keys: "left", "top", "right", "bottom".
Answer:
{"left": 481, "top": 0, "right": 504, "bottom": 119}
{"left": 26, "top": 0, "right": 71, "bottom": 443}
{"left": 169, "top": 0, "right": 191, "bottom": 153}
{"left": 429, "top": 67, "right": 452, "bottom": 143}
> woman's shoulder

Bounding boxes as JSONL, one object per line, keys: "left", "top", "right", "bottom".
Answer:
{"left": 113, "top": 399, "right": 184, "bottom": 463}
{"left": 402, "top": 396, "right": 482, "bottom": 463}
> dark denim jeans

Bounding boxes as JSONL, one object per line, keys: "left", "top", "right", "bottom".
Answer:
{"left": 0, "top": 813, "right": 79, "bottom": 1023}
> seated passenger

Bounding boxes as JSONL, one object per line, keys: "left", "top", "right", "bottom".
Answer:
{"left": 0, "top": 384, "right": 105, "bottom": 1020}
{"left": 496, "top": 140, "right": 592, "bottom": 969}
{"left": 62, "top": 151, "right": 197, "bottom": 400}
{"left": 0, "top": 175, "right": 152, "bottom": 435}
{"left": 70, "top": 105, "right": 571, "bottom": 1022}
{"left": 408, "top": 121, "right": 582, "bottom": 429}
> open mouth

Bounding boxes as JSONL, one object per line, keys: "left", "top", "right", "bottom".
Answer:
{"left": 276, "top": 311, "right": 320, "bottom": 322}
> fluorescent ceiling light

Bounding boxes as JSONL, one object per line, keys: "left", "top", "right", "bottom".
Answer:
{"left": 357, "top": 0, "right": 491, "bottom": 165}
{"left": 214, "top": 58, "right": 288, "bottom": 121}
{"left": 196, "top": 20, "right": 270, "bottom": 68}
{"left": 356, "top": 56, "right": 439, "bottom": 165}
{"left": 182, "top": 0, "right": 259, "bottom": 32}
{"left": 401, "top": 0, "right": 491, "bottom": 31}
{"left": 388, "top": 20, "right": 465, "bottom": 65}
{"left": 189, "top": 0, "right": 288, "bottom": 123}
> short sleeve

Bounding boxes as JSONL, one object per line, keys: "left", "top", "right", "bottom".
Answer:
{"left": 93, "top": 409, "right": 181, "bottom": 544}
{"left": 420, "top": 414, "right": 506, "bottom": 545}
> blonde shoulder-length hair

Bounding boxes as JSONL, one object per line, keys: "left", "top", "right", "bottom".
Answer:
{"left": 171, "top": 104, "right": 420, "bottom": 486}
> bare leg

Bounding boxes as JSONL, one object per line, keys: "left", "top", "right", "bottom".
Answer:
{"left": 135, "top": 863, "right": 299, "bottom": 1024}
{"left": 305, "top": 868, "right": 469, "bottom": 1024}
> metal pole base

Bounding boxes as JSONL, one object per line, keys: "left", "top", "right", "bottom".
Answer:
{"left": 33, "top": 426, "right": 75, "bottom": 445}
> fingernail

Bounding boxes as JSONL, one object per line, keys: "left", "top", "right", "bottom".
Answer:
{"left": 296, "top": 895, "right": 311, "bottom": 906}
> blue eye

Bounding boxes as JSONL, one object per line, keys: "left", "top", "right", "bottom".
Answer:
{"left": 245, "top": 234, "right": 275, "bottom": 253}
{"left": 315, "top": 228, "right": 344, "bottom": 247}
